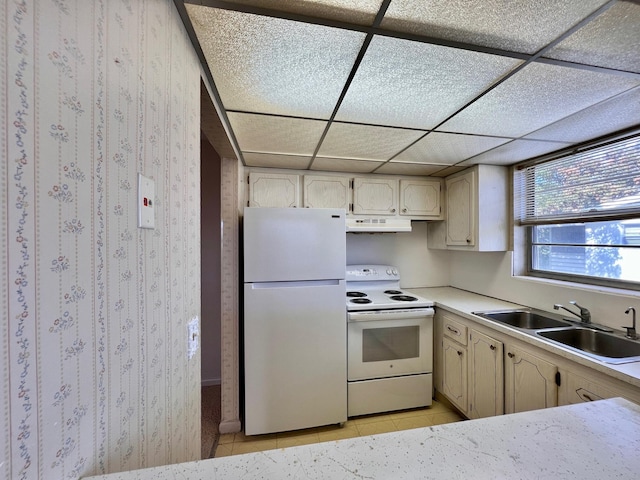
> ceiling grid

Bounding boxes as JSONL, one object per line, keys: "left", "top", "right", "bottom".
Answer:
{"left": 180, "top": 0, "right": 640, "bottom": 175}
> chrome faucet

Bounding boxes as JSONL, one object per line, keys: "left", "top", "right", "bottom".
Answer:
{"left": 623, "top": 307, "right": 637, "bottom": 340}
{"left": 554, "top": 301, "right": 591, "bottom": 324}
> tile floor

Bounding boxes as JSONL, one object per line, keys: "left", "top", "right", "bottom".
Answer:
{"left": 201, "top": 385, "right": 221, "bottom": 459}
{"left": 214, "top": 400, "right": 464, "bottom": 457}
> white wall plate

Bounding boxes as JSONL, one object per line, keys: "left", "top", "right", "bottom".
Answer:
{"left": 138, "top": 173, "right": 155, "bottom": 229}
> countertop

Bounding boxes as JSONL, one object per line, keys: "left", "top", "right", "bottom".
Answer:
{"left": 407, "top": 287, "right": 640, "bottom": 388}
{"left": 85, "top": 397, "right": 640, "bottom": 479}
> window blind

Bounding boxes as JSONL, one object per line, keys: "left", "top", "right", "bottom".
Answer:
{"left": 516, "top": 134, "right": 640, "bottom": 225}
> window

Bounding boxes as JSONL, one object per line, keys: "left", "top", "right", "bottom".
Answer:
{"left": 516, "top": 132, "right": 640, "bottom": 289}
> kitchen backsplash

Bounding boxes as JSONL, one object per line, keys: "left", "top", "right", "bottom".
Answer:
{"left": 2, "top": 1, "right": 201, "bottom": 479}
{"left": 449, "top": 250, "right": 640, "bottom": 330}
{"left": 347, "top": 222, "right": 450, "bottom": 288}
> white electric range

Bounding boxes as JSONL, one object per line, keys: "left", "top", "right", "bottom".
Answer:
{"left": 345, "top": 265, "right": 434, "bottom": 417}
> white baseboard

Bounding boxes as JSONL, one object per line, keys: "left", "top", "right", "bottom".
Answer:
{"left": 219, "top": 419, "right": 242, "bottom": 434}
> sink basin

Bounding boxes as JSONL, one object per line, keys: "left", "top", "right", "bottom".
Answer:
{"left": 537, "top": 328, "right": 640, "bottom": 364}
{"left": 474, "top": 310, "right": 573, "bottom": 330}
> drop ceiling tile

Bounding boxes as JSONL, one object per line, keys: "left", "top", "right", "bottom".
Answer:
{"left": 311, "top": 157, "right": 382, "bottom": 173}
{"left": 380, "top": 0, "right": 610, "bottom": 54}
{"left": 317, "top": 123, "right": 425, "bottom": 161}
{"left": 186, "top": 5, "right": 366, "bottom": 118}
{"left": 460, "top": 139, "right": 571, "bottom": 166}
{"left": 440, "top": 62, "right": 640, "bottom": 138}
{"left": 525, "top": 87, "right": 640, "bottom": 143}
{"left": 394, "top": 132, "right": 512, "bottom": 164}
{"left": 544, "top": 1, "right": 640, "bottom": 73}
{"left": 217, "top": 0, "right": 384, "bottom": 25}
{"left": 375, "top": 162, "right": 450, "bottom": 176}
{"left": 335, "top": 35, "right": 522, "bottom": 129}
{"left": 243, "top": 152, "right": 312, "bottom": 169}
{"left": 228, "top": 112, "right": 327, "bottom": 155}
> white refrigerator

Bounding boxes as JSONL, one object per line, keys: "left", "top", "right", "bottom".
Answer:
{"left": 243, "top": 207, "right": 347, "bottom": 435}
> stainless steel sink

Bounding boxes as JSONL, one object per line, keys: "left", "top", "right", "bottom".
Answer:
{"left": 537, "top": 328, "right": 640, "bottom": 364}
{"left": 474, "top": 310, "right": 573, "bottom": 330}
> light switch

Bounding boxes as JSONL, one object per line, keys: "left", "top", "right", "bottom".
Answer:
{"left": 188, "top": 316, "right": 200, "bottom": 360}
{"left": 137, "top": 173, "right": 155, "bottom": 229}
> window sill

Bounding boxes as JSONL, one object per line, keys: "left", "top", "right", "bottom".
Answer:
{"left": 512, "top": 274, "right": 640, "bottom": 297}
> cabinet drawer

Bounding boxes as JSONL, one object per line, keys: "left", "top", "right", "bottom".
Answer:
{"left": 561, "top": 372, "right": 616, "bottom": 405}
{"left": 442, "top": 314, "right": 468, "bottom": 345}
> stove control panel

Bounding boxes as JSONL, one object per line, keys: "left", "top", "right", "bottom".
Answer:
{"left": 346, "top": 265, "right": 399, "bottom": 282}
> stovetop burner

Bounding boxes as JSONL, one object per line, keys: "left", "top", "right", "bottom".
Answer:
{"left": 347, "top": 291, "right": 367, "bottom": 298}
{"left": 350, "top": 298, "right": 372, "bottom": 304}
{"left": 390, "top": 295, "right": 418, "bottom": 302}
{"left": 345, "top": 265, "right": 434, "bottom": 311}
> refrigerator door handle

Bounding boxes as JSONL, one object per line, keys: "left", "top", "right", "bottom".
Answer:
{"left": 250, "top": 280, "right": 343, "bottom": 289}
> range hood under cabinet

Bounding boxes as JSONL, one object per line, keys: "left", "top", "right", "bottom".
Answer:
{"left": 345, "top": 217, "right": 412, "bottom": 233}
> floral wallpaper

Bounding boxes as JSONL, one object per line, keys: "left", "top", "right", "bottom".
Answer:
{"left": 2, "top": 0, "right": 201, "bottom": 478}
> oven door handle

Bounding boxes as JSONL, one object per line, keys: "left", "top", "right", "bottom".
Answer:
{"left": 348, "top": 308, "right": 434, "bottom": 322}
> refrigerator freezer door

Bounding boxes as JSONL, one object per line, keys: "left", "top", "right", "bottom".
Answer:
{"left": 244, "top": 280, "right": 347, "bottom": 435}
{"left": 243, "top": 207, "right": 346, "bottom": 283}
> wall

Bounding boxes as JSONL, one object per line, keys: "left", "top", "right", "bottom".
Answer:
{"left": 2, "top": 1, "right": 201, "bottom": 478}
{"left": 449, "top": 251, "right": 640, "bottom": 329}
{"left": 347, "top": 221, "right": 450, "bottom": 288}
{"left": 218, "top": 157, "right": 242, "bottom": 434}
{"left": 201, "top": 136, "right": 222, "bottom": 385}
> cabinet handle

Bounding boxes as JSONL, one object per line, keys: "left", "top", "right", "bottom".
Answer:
{"left": 507, "top": 352, "right": 514, "bottom": 358}
{"left": 489, "top": 344, "right": 496, "bottom": 351}
{"left": 402, "top": 208, "right": 407, "bottom": 213}
{"left": 466, "top": 238, "right": 471, "bottom": 243}
{"left": 582, "top": 393, "right": 594, "bottom": 402}
{"left": 457, "top": 350, "right": 463, "bottom": 356}
{"left": 391, "top": 208, "right": 396, "bottom": 213}
{"left": 446, "top": 325, "right": 459, "bottom": 335}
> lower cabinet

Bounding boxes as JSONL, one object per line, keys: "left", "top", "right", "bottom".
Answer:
{"left": 440, "top": 312, "right": 503, "bottom": 418}
{"left": 558, "top": 370, "right": 616, "bottom": 405}
{"left": 504, "top": 344, "right": 558, "bottom": 414}
{"left": 437, "top": 308, "right": 640, "bottom": 420}
{"left": 468, "top": 330, "right": 504, "bottom": 419}
{"left": 437, "top": 309, "right": 560, "bottom": 419}
{"left": 442, "top": 336, "right": 468, "bottom": 414}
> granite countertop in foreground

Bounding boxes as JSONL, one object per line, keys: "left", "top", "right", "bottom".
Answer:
{"left": 86, "top": 397, "right": 640, "bottom": 480}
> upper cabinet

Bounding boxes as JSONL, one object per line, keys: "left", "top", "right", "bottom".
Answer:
{"left": 248, "top": 172, "right": 300, "bottom": 208}
{"left": 428, "top": 164, "right": 509, "bottom": 251}
{"left": 446, "top": 171, "right": 475, "bottom": 245}
{"left": 352, "top": 178, "right": 398, "bottom": 215}
{"left": 303, "top": 175, "right": 350, "bottom": 210}
{"left": 245, "top": 169, "right": 444, "bottom": 220}
{"left": 399, "top": 179, "right": 442, "bottom": 219}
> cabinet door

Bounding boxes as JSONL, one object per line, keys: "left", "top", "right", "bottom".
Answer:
{"left": 303, "top": 175, "right": 350, "bottom": 210}
{"left": 352, "top": 178, "right": 398, "bottom": 215}
{"left": 468, "top": 330, "right": 504, "bottom": 419}
{"left": 442, "top": 336, "right": 467, "bottom": 414}
{"left": 399, "top": 179, "right": 442, "bottom": 218}
{"left": 248, "top": 172, "right": 299, "bottom": 208}
{"left": 558, "top": 371, "right": 616, "bottom": 406}
{"left": 504, "top": 345, "right": 557, "bottom": 414}
{"left": 446, "top": 170, "right": 475, "bottom": 246}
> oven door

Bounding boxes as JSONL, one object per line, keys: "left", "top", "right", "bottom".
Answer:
{"left": 347, "top": 309, "right": 433, "bottom": 381}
